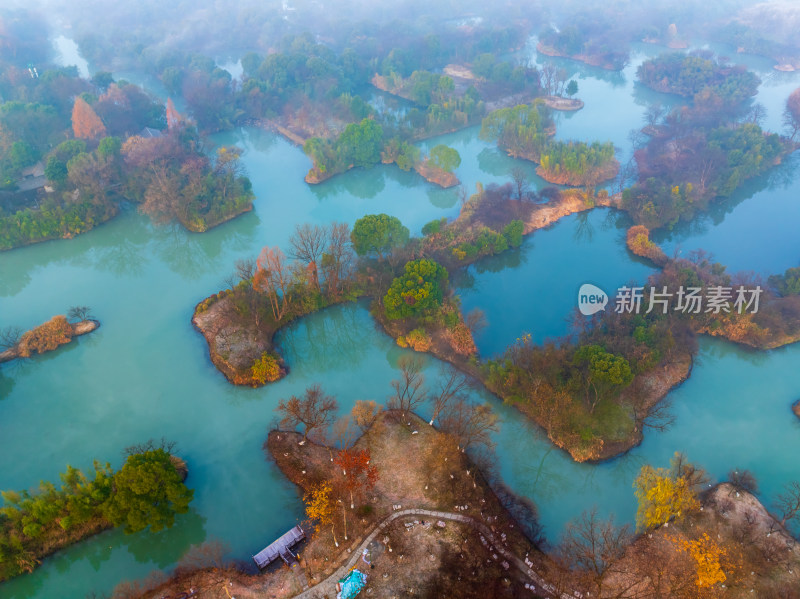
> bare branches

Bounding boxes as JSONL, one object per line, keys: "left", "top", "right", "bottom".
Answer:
{"left": 289, "top": 223, "right": 326, "bottom": 290}
{"left": 254, "top": 246, "right": 293, "bottom": 321}
{"left": 234, "top": 258, "right": 255, "bottom": 282}
{"left": 464, "top": 308, "right": 487, "bottom": 336}
{"left": 728, "top": 468, "right": 759, "bottom": 495}
{"left": 0, "top": 326, "right": 22, "bottom": 351}
{"left": 510, "top": 167, "right": 530, "bottom": 201}
{"left": 438, "top": 398, "right": 498, "bottom": 453}
{"left": 322, "top": 222, "right": 354, "bottom": 296}
{"left": 776, "top": 481, "right": 800, "bottom": 527}
{"left": 388, "top": 355, "right": 426, "bottom": 422}
{"left": 331, "top": 415, "right": 358, "bottom": 450}
{"left": 124, "top": 437, "right": 177, "bottom": 457}
{"left": 557, "top": 508, "right": 632, "bottom": 597}
{"left": 277, "top": 384, "right": 338, "bottom": 442}
{"left": 429, "top": 366, "right": 470, "bottom": 426}
{"left": 67, "top": 306, "right": 93, "bottom": 323}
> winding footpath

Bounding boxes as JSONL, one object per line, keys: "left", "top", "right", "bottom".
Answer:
{"left": 292, "top": 508, "right": 579, "bottom": 599}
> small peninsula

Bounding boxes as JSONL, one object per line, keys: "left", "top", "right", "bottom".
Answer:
{"left": 0, "top": 310, "right": 99, "bottom": 363}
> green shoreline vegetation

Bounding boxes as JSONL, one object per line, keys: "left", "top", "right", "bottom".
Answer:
{"left": 479, "top": 102, "right": 620, "bottom": 186}
{"left": 0, "top": 441, "right": 192, "bottom": 582}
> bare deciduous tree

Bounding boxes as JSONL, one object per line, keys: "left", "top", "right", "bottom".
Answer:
{"left": 388, "top": 355, "right": 426, "bottom": 422}
{"left": 776, "top": 481, "right": 800, "bottom": 526}
{"left": 0, "top": 326, "right": 22, "bottom": 350}
{"left": 331, "top": 414, "right": 358, "bottom": 450}
{"left": 644, "top": 102, "right": 666, "bottom": 128}
{"left": 235, "top": 258, "right": 256, "bottom": 282}
{"left": 429, "top": 366, "right": 470, "bottom": 426}
{"left": 557, "top": 508, "right": 633, "bottom": 598}
{"left": 510, "top": 167, "right": 530, "bottom": 201}
{"left": 289, "top": 223, "right": 326, "bottom": 290}
{"left": 540, "top": 63, "right": 568, "bottom": 96}
{"left": 438, "top": 398, "right": 498, "bottom": 452}
{"left": 728, "top": 468, "right": 759, "bottom": 495}
{"left": 67, "top": 305, "right": 93, "bottom": 323}
{"left": 254, "top": 246, "right": 293, "bottom": 321}
{"left": 323, "top": 222, "right": 353, "bottom": 296}
{"left": 277, "top": 384, "right": 338, "bottom": 442}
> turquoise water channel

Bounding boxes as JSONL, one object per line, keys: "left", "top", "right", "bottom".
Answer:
{"left": 0, "top": 40, "right": 799, "bottom": 598}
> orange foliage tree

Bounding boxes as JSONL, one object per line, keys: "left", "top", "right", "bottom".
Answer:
{"left": 17, "top": 316, "right": 74, "bottom": 357}
{"left": 72, "top": 97, "right": 107, "bottom": 140}
{"left": 333, "top": 448, "right": 379, "bottom": 509}
{"left": 676, "top": 533, "right": 727, "bottom": 589}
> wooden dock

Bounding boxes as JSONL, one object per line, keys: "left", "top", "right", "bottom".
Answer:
{"left": 253, "top": 525, "right": 306, "bottom": 569}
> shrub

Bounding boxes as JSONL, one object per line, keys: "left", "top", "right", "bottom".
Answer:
{"left": 17, "top": 316, "right": 74, "bottom": 357}
{"left": 502, "top": 219, "right": 524, "bottom": 248}
{"left": 251, "top": 352, "right": 281, "bottom": 384}
{"left": 397, "top": 328, "right": 432, "bottom": 352}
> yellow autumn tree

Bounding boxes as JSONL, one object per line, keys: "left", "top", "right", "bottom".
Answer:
{"left": 251, "top": 352, "right": 281, "bottom": 384}
{"left": 677, "top": 533, "right": 727, "bottom": 588}
{"left": 304, "top": 481, "right": 338, "bottom": 547}
{"left": 634, "top": 464, "right": 700, "bottom": 531}
{"left": 72, "top": 97, "right": 107, "bottom": 140}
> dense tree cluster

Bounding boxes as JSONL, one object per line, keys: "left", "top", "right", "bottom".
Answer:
{"left": 479, "top": 102, "right": 552, "bottom": 159}
{"left": 383, "top": 258, "right": 449, "bottom": 320}
{"left": 637, "top": 51, "right": 760, "bottom": 104}
{"left": 624, "top": 122, "right": 784, "bottom": 229}
{"left": 538, "top": 141, "right": 616, "bottom": 185}
{"left": 304, "top": 118, "right": 384, "bottom": 177}
{"left": 0, "top": 447, "right": 192, "bottom": 581}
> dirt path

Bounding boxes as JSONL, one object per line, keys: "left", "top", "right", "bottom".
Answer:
{"left": 292, "top": 508, "right": 575, "bottom": 599}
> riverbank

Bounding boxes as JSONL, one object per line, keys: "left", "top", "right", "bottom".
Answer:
{"left": 0, "top": 318, "right": 100, "bottom": 363}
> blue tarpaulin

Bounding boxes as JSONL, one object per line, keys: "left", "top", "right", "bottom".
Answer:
{"left": 337, "top": 569, "right": 367, "bottom": 599}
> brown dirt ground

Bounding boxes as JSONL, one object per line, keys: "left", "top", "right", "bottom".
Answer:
{"left": 136, "top": 413, "right": 544, "bottom": 599}
{"left": 606, "top": 483, "right": 800, "bottom": 598}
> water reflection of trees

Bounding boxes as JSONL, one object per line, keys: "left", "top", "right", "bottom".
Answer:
{"left": 150, "top": 214, "right": 260, "bottom": 280}
{"left": 308, "top": 169, "right": 387, "bottom": 200}
{"left": 121, "top": 508, "right": 207, "bottom": 567}
{"left": 276, "top": 303, "right": 369, "bottom": 373}
{"left": 533, "top": 54, "right": 627, "bottom": 89}
{"left": 0, "top": 367, "right": 15, "bottom": 400}
{"left": 653, "top": 154, "right": 799, "bottom": 248}
{"left": 572, "top": 211, "right": 595, "bottom": 243}
{"left": 426, "top": 187, "right": 458, "bottom": 209}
